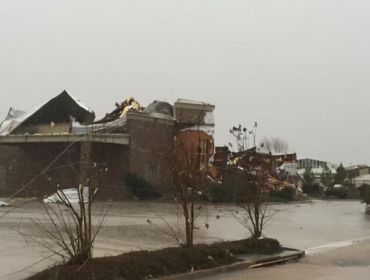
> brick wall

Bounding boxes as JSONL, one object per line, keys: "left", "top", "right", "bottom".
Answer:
{"left": 126, "top": 115, "right": 175, "bottom": 192}
{"left": 0, "top": 142, "right": 132, "bottom": 199}
{"left": 90, "top": 142, "right": 132, "bottom": 199}
{"left": 0, "top": 143, "right": 80, "bottom": 197}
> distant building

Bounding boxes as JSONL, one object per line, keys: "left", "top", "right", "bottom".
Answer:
{"left": 297, "top": 158, "right": 338, "bottom": 191}
{"left": 297, "top": 158, "right": 338, "bottom": 170}
{"left": 297, "top": 167, "right": 337, "bottom": 181}
{"left": 346, "top": 164, "right": 370, "bottom": 179}
{"left": 351, "top": 174, "right": 370, "bottom": 187}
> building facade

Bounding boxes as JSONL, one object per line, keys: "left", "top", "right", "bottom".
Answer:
{"left": 0, "top": 91, "right": 215, "bottom": 199}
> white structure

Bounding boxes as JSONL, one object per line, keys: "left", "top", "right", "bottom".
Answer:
{"left": 297, "top": 167, "right": 337, "bottom": 180}
{"left": 297, "top": 158, "right": 339, "bottom": 170}
{"left": 351, "top": 174, "right": 370, "bottom": 187}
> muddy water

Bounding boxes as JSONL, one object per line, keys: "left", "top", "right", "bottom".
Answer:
{"left": 0, "top": 199, "right": 369, "bottom": 279}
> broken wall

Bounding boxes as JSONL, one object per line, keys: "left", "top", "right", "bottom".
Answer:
{"left": 173, "top": 100, "right": 215, "bottom": 128}
{"left": 13, "top": 123, "right": 70, "bottom": 135}
{"left": 175, "top": 130, "right": 214, "bottom": 170}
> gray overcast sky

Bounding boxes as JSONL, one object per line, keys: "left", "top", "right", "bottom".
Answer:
{"left": 1, "top": 0, "right": 369, "bottom": 166}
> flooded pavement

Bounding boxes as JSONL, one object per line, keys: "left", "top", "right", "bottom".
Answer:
{"left": 0, "top": 199, "right": 369, "bottom": 279}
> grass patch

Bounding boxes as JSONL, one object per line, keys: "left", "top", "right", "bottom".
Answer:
{"left": 28, "top": 238, "right": 281, "bottom": 280}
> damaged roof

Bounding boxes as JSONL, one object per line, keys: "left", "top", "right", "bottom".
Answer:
{"left": 0, "top": 90, "right": 95, "bottom": 135}
{"left": 96, "top": 96, "right": 143, "bottom": 124}
{"left": 176, "top": 99, "right": 212, "bottom": 106}
{"left": 174, "top": 98, "right": 215, "bottom": 111}
{"left": 144, "top": 100, "right": 173, "bottom": 116}
{"left": 0, "top": 94, "right": 214, "bottom": 137}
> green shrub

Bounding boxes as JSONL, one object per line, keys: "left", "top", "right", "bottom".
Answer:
{"left": 205, "top": 175, "right": 248, "bottom": 203}
{"left": 269, "top": 187, "right": 295, "bottom": 202}
{"left": 302, "top": 182, "right": 320, "bottom": 195}
{"left": 207, "top": 177, "right": 296, "bottom": 203}
{"left": 206, "top": 182, "right": 233, "bottom": 203}
{"left": 324, "top": 188, "right": 348, "bottom": 199}
{"left": 28, "top": 238, "right": 281, "bottom": 280}
{"left": 358, "top": 184, "right": 370, "bottom": 205}
{"left": 125, "top": 173, "right": 161, "bottom": 200}
{"left": 267, "top": 195, "right": 289, "bottom": 203}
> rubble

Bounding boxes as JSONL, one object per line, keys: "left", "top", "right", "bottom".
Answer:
{"left": 43, "top": 188, "right": 89, "bottom": 204}
{"left": 0, "top": 200, "right": 10, "bottom": 207}
{"left": 210, "top": 147, "right": 298, "bottom": 192}
{"left": 96, "top": 96, "right": 143, "bottom": 123}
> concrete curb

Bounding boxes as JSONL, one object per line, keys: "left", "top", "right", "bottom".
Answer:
{"left": 158, "top": 249, "right": 305, "bottom": 280}
{"left": 159, "top": 260, "right": 254, "bottom": 280}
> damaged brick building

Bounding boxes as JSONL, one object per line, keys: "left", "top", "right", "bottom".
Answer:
{"left": 0, "top": 91, "right": 215, "bottom": 198}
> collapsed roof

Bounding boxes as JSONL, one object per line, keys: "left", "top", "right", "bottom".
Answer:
{"left": 210, "top": 146, "right": 297, "bottom": 190}
{"left": 74, "top": 99, "right": 174, "bottom": 135}
{"left": 0, "top": 93, "right": 213, "bottom": 138}
{"left": 0, "top": 90, "right": 95, "bottom": 135}
{"left": 96, "top": 96, "right": 143, "bottom": 124}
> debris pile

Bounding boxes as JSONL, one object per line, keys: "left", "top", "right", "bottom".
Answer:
{"left": 43, "top": 188, "right": 89, "bottom": 204}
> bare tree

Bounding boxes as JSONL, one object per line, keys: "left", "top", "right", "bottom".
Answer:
{"left": 231, "top": 152, "right": 275, "bottom": 238}
{"left": 229, "top": 122, "right": 258, "bottom": 152}
{"left": 145, "top": 115, "right": 212, "bottom": 248}
{"left": 260, "top": 136, "right": 289, "bottom": 154}
{"left": 25, "top": 162, "right": 111, "bottom": 265}
{"left": 170, "top": 129, "right": 209, "bottom": 247}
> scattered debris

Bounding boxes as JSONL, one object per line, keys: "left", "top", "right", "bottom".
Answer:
{"left": 0, "top": 200, "right": 10, "bottom": 207}
{"left": 96, "top": 96, "right": 143, "bottom": 124}
{"left": 43, "top": 187, "right": 89, "bottom": 204}
{"left": 210, "top": 146, "right": 298, "bottom": 193}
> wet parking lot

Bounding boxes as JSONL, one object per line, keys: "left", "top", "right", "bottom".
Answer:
{"left": 1, "top": 199, "right": 369, "bottom": 279}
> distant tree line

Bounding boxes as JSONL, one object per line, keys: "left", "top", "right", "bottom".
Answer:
{"left": 302, "top": 163, "right": 347, "bottom": 195}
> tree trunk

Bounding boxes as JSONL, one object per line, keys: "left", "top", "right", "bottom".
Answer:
{"left": 183, "top": 203, "right": 193, "bottom": 247}
{"left": 254, "top": 204, "right": 261, "bottom": 238}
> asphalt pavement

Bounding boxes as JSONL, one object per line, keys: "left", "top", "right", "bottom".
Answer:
{"left": 202, "top": 237, "right": 370, "bottom": 280}
{"left": 1, "top": 199, "right": 369, "bottom": 280}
